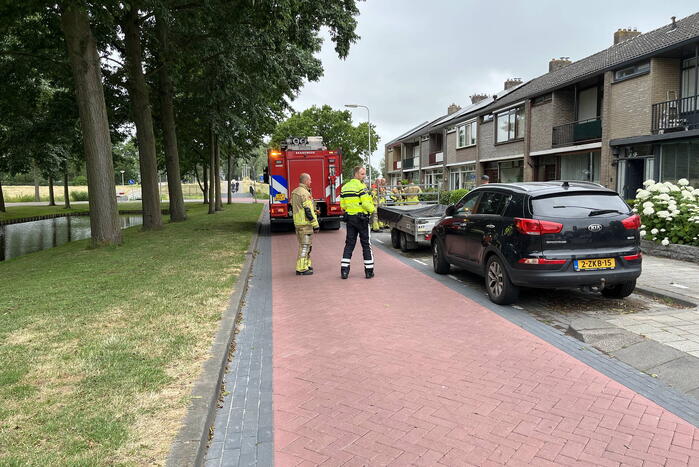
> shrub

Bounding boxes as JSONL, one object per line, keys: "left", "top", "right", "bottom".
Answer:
{"left": 72, "top": 175, "right": 88, "bottom": 186}
{"left": 449, "top": 189, "right": 469, "bottom": 205}
{"left": 70, "top": 191, "right": 89, "bottom": 202}
{"left": 634, "top": 179, "right": 699, "bottom": 246}
{"left": 6, "top": 194, "right": 36, "bottom": 203}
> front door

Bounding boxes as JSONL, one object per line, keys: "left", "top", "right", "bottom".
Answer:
{"left": 623, "top": 159, "right": 644, "bottom": 200}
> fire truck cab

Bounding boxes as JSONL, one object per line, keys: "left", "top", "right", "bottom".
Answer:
{"left": 265, "top": 136, "right": 343, "bottom": 231}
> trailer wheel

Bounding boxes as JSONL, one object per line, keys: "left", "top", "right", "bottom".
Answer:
{"left": 390, "top": 228, "right": 401, "bottom": 249}
{"left": 399, "top": 231, "right": 412, "bottom": 252}
{"left": 321, "top": 219, "right": 341, "bottom": 230}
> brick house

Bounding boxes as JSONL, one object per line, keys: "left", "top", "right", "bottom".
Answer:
{"left": 383, "top": 13, "right": 699, "bottom": 197}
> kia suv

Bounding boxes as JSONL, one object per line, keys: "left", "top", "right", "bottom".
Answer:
{"left": 431, "top": 182, "right": 642, "bottom": 305}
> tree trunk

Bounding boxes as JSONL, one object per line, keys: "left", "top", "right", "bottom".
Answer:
{"left": 33, "top": 161, "right": 40, "bottom": 201}
{"left": 208, "top": 125, "right": 216, "bottom": 214}
{"left": 214, "top": 135, "right": 222, "bottom": 211}
{"left": 227, "top": 154, "right": 232, "bottom": 205}
{"left": 63, "top": 160, "right": 71, "bottom": 209}
{"left": 60, "top": 4, "right": 121, "bottom": 246}
{"left": 122, "top": 4, "right": 162, "bottom": 230}
{"left": 48, "top": 176, "right": 56, "bottom": 206}
{"left": 155, "top": 12, "right": 186, "bottom": 222}
{"left": 202, "top": 164, "right": 209, "bottom": 204}
{"left": 0, "top": 176, "right": 5, "bottom": 212}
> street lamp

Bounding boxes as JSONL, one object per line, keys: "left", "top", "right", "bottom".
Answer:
{"left": 120, "top": 170, "right": 125, "bottom": 186}
{"left": 345, "top": 104, "right": 372, "bottom": 185}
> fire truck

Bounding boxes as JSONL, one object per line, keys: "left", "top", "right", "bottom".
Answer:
{"left": 264, "top": 136, "right": 343, "bottom": 230}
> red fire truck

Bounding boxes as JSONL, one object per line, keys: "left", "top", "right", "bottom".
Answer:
{"left": 265, "top": 137, "right": 343, "bottom": 230}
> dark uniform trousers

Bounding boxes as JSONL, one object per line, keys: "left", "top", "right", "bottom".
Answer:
{"left": 342, "top": 213, "right": 374, "bottom": 270}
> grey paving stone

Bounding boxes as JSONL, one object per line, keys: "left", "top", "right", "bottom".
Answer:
{"left": 206, "top": 441, "right": 223, "bottom": 461}
{"left": 256, "top": 442, "right": 274, "bottom": 467}
{"left": 648, "top": 356, "right": 699, "bottom": 393}
{"left": 611, "top": 340, "right": 686, "bottom": 371}
{"left": 219, "top": 449, "right": 240, "bottom": 467}
{"left": 570, "top": 328, "right": 644, "bottom": 353}
{"left": 257, "top": 425, "right": 273, "bottom": 443}
{"left": 568, "top": 317, "right": 612, "bottom": 331}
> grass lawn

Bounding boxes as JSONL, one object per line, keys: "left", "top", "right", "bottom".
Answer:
{"left": 0, "top": 203, "right": 262, "bottom": 465}
{"left": 0, "top": 202, "right": 168, "bottom": 222}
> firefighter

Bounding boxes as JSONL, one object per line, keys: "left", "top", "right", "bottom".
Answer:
{"left": 340, "top": 166, "right": 375, "bottom": 279}
{"left": 291, "top": 173, "right": 319, "bottom": 275}
{"left": 370, "top": 182, "right": 381, "bottom": 232}
{"left": 404, "top": 180, "right": 422, "bottom": 204}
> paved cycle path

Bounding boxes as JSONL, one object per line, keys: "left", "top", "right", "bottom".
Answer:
{"left": 272, "top": 229, "right": 699, "bottom": 466}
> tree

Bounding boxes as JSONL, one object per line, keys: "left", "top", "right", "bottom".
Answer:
{"left": 59, "top": 3, "right": 122, "bottom": 246}
{"left": 270, "top": 105, "right": 379, "bottom": 179}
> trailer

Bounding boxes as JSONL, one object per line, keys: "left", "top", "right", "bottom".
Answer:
{"left": 264, "top": 136, "right": 343, "bottom": 231}
{"left": 377, "top": 186, "right": 446, "bottom": 251}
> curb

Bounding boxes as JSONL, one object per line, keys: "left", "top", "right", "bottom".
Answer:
{"left": 635, "top": 285, "right": 698, "bottom": 308}
{"left": 166, "top": 207, "right": 265, "bottom": 467}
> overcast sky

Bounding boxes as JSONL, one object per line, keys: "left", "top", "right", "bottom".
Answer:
{"left": 291, "top": 0, "right": 699, "bottom": 168}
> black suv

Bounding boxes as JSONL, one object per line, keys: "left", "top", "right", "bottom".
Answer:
{"left": 431, "top": 182, "right": 642, "bottom": 305}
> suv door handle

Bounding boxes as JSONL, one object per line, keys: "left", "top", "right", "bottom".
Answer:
{"left": 485, "top": 224, "right": 495, "bottom": 229}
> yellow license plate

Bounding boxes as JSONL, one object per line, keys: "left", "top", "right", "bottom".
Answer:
{"left": 575, "top": 258, "right": 616, "bottom": 271}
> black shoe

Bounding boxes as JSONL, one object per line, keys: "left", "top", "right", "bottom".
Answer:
{"left": 365, "top": 269, "right": 374, "bottom": 279}
{"left": 296, "top": 270, "right": 313, "bottom": 276}
{"left": 308, "top": 266, "right": 313, "bottom": 271}
{"left": 341, "top": 266, "right": 350, "bottom": 279}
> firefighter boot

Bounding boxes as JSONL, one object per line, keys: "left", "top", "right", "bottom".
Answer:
{"left": 365, "top": 268, "right": 374, "bottom": 279}
{"left": 341, "top": 266, "right": 350, "bottom": 279}
{"left": 296, "top": 269, "right": 313, "bottom": 276}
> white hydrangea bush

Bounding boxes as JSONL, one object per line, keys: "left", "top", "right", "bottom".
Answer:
{"left": 634, "top": 179, "right": 699, "bottom": 246}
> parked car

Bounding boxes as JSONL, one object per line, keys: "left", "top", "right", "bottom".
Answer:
{"left": 430, "top": 182, "right": 642, "bottom": 305}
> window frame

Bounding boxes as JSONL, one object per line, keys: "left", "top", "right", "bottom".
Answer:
{"left": 613, "top": 61, "right": 650, "bottom": 82}
{"left": 474, "top": 191, "right": 510, "bottom": 216}
{"left": 495, "top": 106, "right": 525, "bottom": 144}
{"left": 455, "top": 119, "right": 478, "bottom": 149}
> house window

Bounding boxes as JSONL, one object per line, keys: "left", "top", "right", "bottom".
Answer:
{"left": 614, "top": 61, "right": 650, "bottom": 81}
{"left": 448, "top": 163, "right": 476, "bottom": 190}
{"left": 681, "top": 57, "right": 698, "bottom": 112}
{"left": 533, "top": 94, "right": 552, "bottom": 105}
{"left": 499, "top": 160, "right": 523, "bottom": 182}
{"left": 482, "top": 114, "right": 493, "bottom": 123}
{"left": 495, "top": 106, "right": 525, "bottom": 143}
{"left": 412, "top": 144, "right": 420, "bottom": 158}
{"left": 456, "top": 120, "right": 477, "bottom": 148}
{"left": 660, "top": 139, "right": 699, "bottom": 187}
{"left": 559, "top": 151, "right": 601, "bottom": 183}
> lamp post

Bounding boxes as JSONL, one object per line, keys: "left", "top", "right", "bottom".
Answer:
{"left": 120, "top": 170, "right": 125, "bottom": 187}
{"left": 345, "top": 104, "right": 372, "bottom": 185}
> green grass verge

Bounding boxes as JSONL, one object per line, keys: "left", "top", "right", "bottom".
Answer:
{"left": 0, "top": 202, "right": 168, "bottom": 222}
{"left": 0, "top": 203, "right": 262, "bottom": 465}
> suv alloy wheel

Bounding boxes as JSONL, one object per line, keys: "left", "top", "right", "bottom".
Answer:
{"left": 485, "top": 256, "right": 519, "bottom": 305}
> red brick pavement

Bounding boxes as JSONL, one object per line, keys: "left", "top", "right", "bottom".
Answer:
{"left": 272, "top": 230, "right": 699, "bottom": 466}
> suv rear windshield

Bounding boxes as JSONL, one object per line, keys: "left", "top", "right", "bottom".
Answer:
{"left": 531, "top": 193, "right": 630, "bottom": 218}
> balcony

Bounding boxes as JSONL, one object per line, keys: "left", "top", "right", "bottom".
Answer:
{"left": 428, "top": 152, "right": 444, "bottom": 166}
{"left": 652, "top": 95, "right": 699, "bottom": 134}
{"left": 552, "top": 117, "right": 602, "bottom": 148}
{"left": 402, "top": 158, "right": 414, "bottom": 170}
{"left": 392, "top": 160, "right": 402, "bottom": 170}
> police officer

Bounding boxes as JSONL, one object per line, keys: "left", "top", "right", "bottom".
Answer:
{"left": 340, "top": 166, "right": 375, "bottom": 279}
{"left": 291, "top": 173, "right": 319, "bottom": 275}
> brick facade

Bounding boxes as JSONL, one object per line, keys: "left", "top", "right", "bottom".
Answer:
{"left": 530, "top": 100, "right": 553, "bottom": 152}
{"left": 650, "top": 57, "right": 682, "bottom": 104}
{"left": 609, "top": 73, "right": 652, "bottom": 139}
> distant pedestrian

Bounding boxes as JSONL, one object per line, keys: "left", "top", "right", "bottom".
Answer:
{"left": 291, "top": 173, "right": 319, "bottom": 275}
{"left": 481, "top": 174, "right": 490, "bottom": 185}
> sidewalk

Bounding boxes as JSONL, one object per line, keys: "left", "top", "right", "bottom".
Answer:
{"left": 271, "top": 229, "right": 699, "bottom": 465}
{"left": 637, "top": 255, "right": 699, "bottom": 306}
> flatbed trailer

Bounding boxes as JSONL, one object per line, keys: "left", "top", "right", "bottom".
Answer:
{"left": 377, "top": 186, "right": 446, "bottom": 251}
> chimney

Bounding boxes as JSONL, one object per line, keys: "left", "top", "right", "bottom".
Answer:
{"left": 549, "top": 57, "right": 571, "bottom": 73}
{"left": 447, "top": 103, "right": 461, "bottom": 115}
{"left": 504, "top": 78, "right": 522, "bottom": 90}
{"left": 670, "top": 16, "right": 677, "bottom": 30}
{"left": 470, "top": 93, "right": 488, "bottom": 104}
{"left": 613, "top": 28, "right": 641, "bottom": 45}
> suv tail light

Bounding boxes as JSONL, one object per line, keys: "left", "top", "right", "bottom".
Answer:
{"left": 514, "top": 218, "right": 563, "bottom": 235}
{"left": 518, "top": 258, "right": 567, "bottom": 265}
{"left": 621, "top": 214, "right": 641, "bottom": 230}
{"left": 623, "top": 253, "right": 642, "bottom": 261}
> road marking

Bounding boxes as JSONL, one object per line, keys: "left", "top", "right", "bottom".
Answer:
{"left": 374, "top": 239, "right": 384, "bottom": 244}
{"left": 413, "top": 259, "right": 427, "bottom": 266}
{"left": 671, "top": 283, "right": 689, "bottom": 289}
{"left": 448, "top": 275, "right": 462, "bottom": 282}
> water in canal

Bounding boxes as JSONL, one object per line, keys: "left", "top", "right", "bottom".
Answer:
{"left": 0, "top": 215, "right": 143, "bottom": 261}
